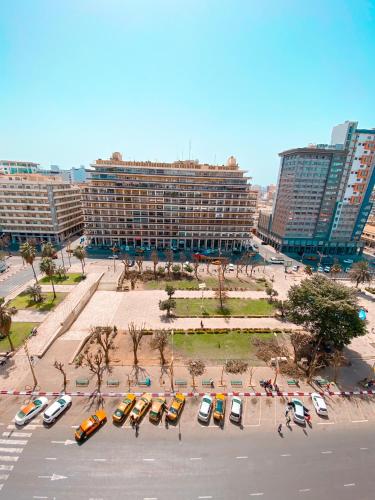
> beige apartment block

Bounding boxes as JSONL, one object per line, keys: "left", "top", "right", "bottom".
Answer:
{"left": 0, "top": 174, "right": 84, "bottom": 244}
{"left": 82, "top": 152, "right": 256, "bottom": 252}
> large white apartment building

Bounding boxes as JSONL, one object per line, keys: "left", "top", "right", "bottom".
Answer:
{"left": 0, "top": 174, "right": 84, "bottom": 244}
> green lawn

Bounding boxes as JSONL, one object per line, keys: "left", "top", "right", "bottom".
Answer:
{"left": 39, "top": 273, "right": 83, "bottom": 285}
{"left": 174, "top": 298, "right": 275, "bottom": 317}
{"left": 9, "top": 292, "right": 67, "bottom": 312}
{"left": 144, "top": 276, "right": 266, "bottom": 291}
{"left": 0, "top": 322, "right": 40, "bottom": 352}
{"left": 172, "top": 331, "right": 273, "bottom": 361}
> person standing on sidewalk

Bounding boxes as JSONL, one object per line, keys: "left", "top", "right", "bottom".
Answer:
{"left": 278, "top": 423, "right": 282, "bottom": 434}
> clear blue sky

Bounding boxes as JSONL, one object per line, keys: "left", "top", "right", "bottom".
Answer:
{"left": 0, "top": 0, "right": 374, "bottom": 184}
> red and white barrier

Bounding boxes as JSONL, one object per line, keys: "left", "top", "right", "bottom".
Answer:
{"left": 1, "top": 389, "right": 375, "bottom": 398}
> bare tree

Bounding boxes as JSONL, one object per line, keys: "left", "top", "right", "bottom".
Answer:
{"left": 151, "top": 250, "right": 159, "bottom": 280}
{"left": 290, "top": 331, "right": 311, "bottom": 364}
{"left": 128, "top": 322, "right": 146, "bottom": 366}
{"left": 165, "top": 249, "right": 173, "bottom": 279}
{"left": 248, "top": 366, "right": 256, "bottom": 387}
{"left": 150, "top": 330, "right": 169, "bottom": 365}
{"left": 53, "top": 361, "right": 68, "bottom": 392}
{"left": 215, "top": 266, "right": 227, "bottom": 310}
{"left": 187, "top": 359, "right": 206, "bottom": 390}
{"left": 121, "top": 253, "right": 131, "bottom": 279}
{"left": 221, "top": 359, "right": 248, "bottom": 384}
{"left": 179, "top": 251, "right": 187, "bottom": 265}
{"left": 135, "top": 253, "right": 144, "bottom": 275}
{"left": 91, "top": 326, "right": 115, "bottom": 366}
{"left": 192, "top": 255, "right": 200, "bottom": 280}
{"left": 75, "top": 348, "right": 106, "bottom": 392}
{"left": 220, "top": 258, "right": 229, "bottom": 279}
{"left": 329, "top": 349, "right": 346, "bottom": 383}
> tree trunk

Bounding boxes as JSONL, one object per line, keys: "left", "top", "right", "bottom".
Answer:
{"left": 160, "top": 349, "right": 166, "bottom": 366}
{"left": 50, "top": 276, "right": 56, "bottom": 299}
{"left": 153, "top": 264, "right": 157, "bottom": 280}
{"left": 133, "top": 346, "right": 138, "bottom": 366}
{"left": 97, "top": 372, "right": 102, "bottom": 392}
{"left": 63, "top": 373, "right": 67, "bottom": 392}
{"left": 192, "top": 374, "right": 195, "bottom": 389}
{"left": 31, "top": 262, "right": 38, "bottom": 283}
{"left": 104, "top": 349, "right": 110, "bottom": 366}
{"left": 80, "top": 259, "right": 85, "bottom": 276}
{"left": 7, "top": 332, "right": 14, "bottom": 352}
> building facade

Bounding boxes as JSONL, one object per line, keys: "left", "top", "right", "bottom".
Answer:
{"left": 258, "top": 122, "right": 375, "bottom": 255}
{"left": 82, "top": 152, "right": 256, "bottom": 251}
{"left": 0, "top": 174, "right": 84, "bottom": 244}
{"left": 0, "top": 160, "right": 39, "bottom": 175}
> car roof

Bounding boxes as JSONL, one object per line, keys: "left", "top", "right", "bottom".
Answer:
{"left": 44, "top": 401, "right": 61, "bottom": 416}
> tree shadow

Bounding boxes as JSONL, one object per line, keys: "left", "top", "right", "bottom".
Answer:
{"left": 130, "top": 364, "right": 149, "bottom": 385}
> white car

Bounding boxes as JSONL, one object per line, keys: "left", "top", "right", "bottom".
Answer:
{"left": 43, "top": 395, "right": 72, "bottom": 424}
{"left": 292, "top": 265, "right": 298, "bottom": 272}
{"left": 108, "top": 255, "right": 119, "bottom": 259}
{"left": 198, "top": 395, "right": 213, "bottom": 422}
{"left": 311, "top": 393, "right": 328, "bottom": 416}
{"left": 291, "top": 398, "right": 306, "bottom": 425}
{"left": 229, "top": 396, "right": 242, "bottom": 423}
{"left": 228, "top": 264, "right": 235, "bottom": 271}
{"left": 15, "top": 397, "right": 49, "bottom": 425}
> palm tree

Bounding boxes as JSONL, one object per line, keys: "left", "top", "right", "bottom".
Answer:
{"left": 41, "top": 241, "right": 56, "bottom": 258}
{"left": 20, "top": 241, "right": 38, "bottom": 283}
{"left": 40, "top": 257, "right": 57, "bottom": 298}
{"left": 0, "top": 298, "right": 17, "bottom": 351}
{"left": 73, "top": 245, "right": 86, "bottom": 276}
{"left": 349, "top": 260, "right": 372, "bottom": 288}
{"left": 25, "top": 283, "right": 43, "bottom": 303}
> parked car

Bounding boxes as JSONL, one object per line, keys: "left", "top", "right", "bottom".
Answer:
{"left": 75, "top": 410, "right": 107, "bottom": 442}
{"left": 149, "top": 397, "right": 166, "bottom": 423}
{"left": 107, "top": 255, "right": 119, "bottom": 259}
{"left": 343, "top": 259, "right": 354, "bottom": 264}
{"left": 166, "top": 393, "right": 185, "bottom": 422}
{"left": 311, "top": 393, "right": 328, "bottom": 417}
{"left": 213, "top": 394, "right": 226, "bottom": 422}
{"left": 112, "top": 394, "right": 136, "bottom": 423}
{"left": 292, "top": 265, "right": 298, "bottom": 272}
{"left": 229, "top": 396, "right": 243, "bottom": 423}
{"left": 198, "top": 395, "right": 213, "bottom": 422}
{"left": 129, "top": 393, "right": 152, "bottom": 424}
{"left": 228, "top": 264, "right": 235, "bottom": 271}
{"left": 15, "top": 397, "right": 49, "bottom": 426}
{"left": 317, "top": 266, "right": 324, "bottom": 272}
{"left": 290, "top": 398, "right": 306, "bottom": 425}
{"left": 324, "top": 266, "right": 331, "bottom": 273}
{"left": 43, "top": 395, "right": 72, "bottom": 425}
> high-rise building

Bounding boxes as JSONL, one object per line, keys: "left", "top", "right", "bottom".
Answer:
{"left": 82, "top": 152, "right": 256, "bottom": 251}
{"left": 258, "top": 122, "right": 375, "bottom": 255}
{"left": 0, "top": 160, "right": 39, "bottom": 175}
{"left": 0, "top": 174, "right": 84, "bottom": 244}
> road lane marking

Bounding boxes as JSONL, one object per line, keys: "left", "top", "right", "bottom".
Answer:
{"left": 33, "top": 496, "right": 48, "bottom": 498}
{"left": 299, "top": 489, "right": 311, "bottom": 492}
{"left": 190, "top": 457, "right": 202, "bottom": 460}
{"left": 352, "top": 419, "right": 368, "bottom": 423}
{"left": 93, "top": 458, "right": 107, "bottom": 462}
{"left": 317, "top": 422, "right": 334, "bottom": 425}
{"left": 0, "top": 474, "right": 9, "bottom": 480}
{"left": 0, "top": 439, "right": 28, "bottom": 445}
{"left": 0, "top": 447, "right": 23, "bottom": 454}
{"left": 143, "top": 498, "right": 158, "bottom": 500}
{"left": 236, "top": 456, "right": 248, "bottom": 459}
{"left": 281, "top": 454, "right": 291, "bottom": 457}
{"left": 7, "top": 424, "right": 41, "bottom": 430}
{"left": 45, "top": 457, "right": 57, "bottom": 460}
{"left": 0, "top": 456, "right": 18, "bottom": 462}
{"left": 249, "top": 494, "right": 264, "bottom": 497}
{"left": 143, "top": 458, "right": 155, "bottom": 462}
{"left": 321, "top": 451, "right": 333, "bottom": 454}
{"left": 344, "top": 483, "right": 355, "bottom": 487}
{"left": 198, "top": 497, "right": 212, "bottom": 499}
{"left": 360, "top": 447, "right": 368, "bottom": 450}
{"left": 2, "top": 432, "right": 31, "bottom": 438}
{"left": 0, "top": 465, "right": 13, "bottom": 471}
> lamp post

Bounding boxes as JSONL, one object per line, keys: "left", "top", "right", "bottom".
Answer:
{"left": 24, "top": 341, "right": 38, "bottom": 389}
{"left": 58, "top": 235, "right": 66, "bottom": 269}
{"left": 198, "top": 282, "right": 206, "bottom": 316}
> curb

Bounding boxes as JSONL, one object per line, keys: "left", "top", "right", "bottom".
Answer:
{"left": 1, "top": 389, "right": 375, "bottom": 398}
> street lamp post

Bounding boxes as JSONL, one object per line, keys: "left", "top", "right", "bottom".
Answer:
{"left": 199, "top": 283, "right": 206, "bottom": 316}
{"left": 24, "top": 341, "right": 38, "bottom": 389}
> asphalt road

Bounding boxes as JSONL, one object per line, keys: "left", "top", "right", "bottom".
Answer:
{"left": 0, "top": 396, "right": 374, "bottom": 500}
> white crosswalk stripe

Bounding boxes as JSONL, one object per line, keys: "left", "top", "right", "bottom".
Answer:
{"left": 0, "top": 439, "right": 28, "bottom": 446}
{"left": 0, "top": 456, "right": 19, "bottom": 462}
{"left": 7, "top": 424, "right": 42, "bottom": 430}
{"left": 0, "top": 448, "right": 23, "bottom": 454}
{"left": 0, "top": 465, "right": 14, "bottom": 471}
{"left": 2, "top": 432, "right": 32, "bottom": 438}
{"left": 0, "top": 474, "right": 9, "bottom": 481}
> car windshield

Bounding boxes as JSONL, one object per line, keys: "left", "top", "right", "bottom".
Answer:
{"left": 34, "top": 400, "right": 42, "bottom": 406}
{"left": 114, "top": 409, "right": 123, "bottom": 416}
{"left": 203, "top": 398, "right": 211, "bottom": 404}
{"left": 57, "top": 399, "right": 66, "bottom": 405}
{"left": 17, "top": 410, "right": 26, "bottom": 418}
{"left": 124, "top": 398, "right": 132, "bottom": 404}
{"left": 216, "top": 400, "right": 223, "bottom": 411}
{"left": 169, "top": 407, "right": 178, "bottom": 415}
{"left": 133, "top": 408, "right": 140, "bottom": 415}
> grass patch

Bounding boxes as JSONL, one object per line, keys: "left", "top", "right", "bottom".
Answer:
{"left": 39, "top": 273, "right": 83, "bottom": 285}
{"left": 144, "top": 276, "right": 266, "bottom": 291}
{"left": 174, "top": 298, "right": 275, "bottom": 317}
{"left": 172, "top": 331, "right": 274, "bottom": 361}
{"left": 0, "top": 322, "right": 40, "bottom": 352}
{"left": 9, "top": 292, "right": 67, "bottom": 312}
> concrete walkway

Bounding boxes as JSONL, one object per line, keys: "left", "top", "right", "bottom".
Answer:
{"left": 13, "top": 310, "right": 48, "bottom": 322}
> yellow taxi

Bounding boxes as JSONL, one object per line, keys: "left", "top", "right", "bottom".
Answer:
{"left": 149, "top": 397, "right": 166, "bottom": 422}
{"left": 129, "top": 393, "right": 152, "bottom": 424}
{"left": 112, "top": 394, "right": 136, "bottom": 424}
{"left": 166, "top": 393, "right": 185, "bottom": 422}
{"left": 75, "top": 409, "right": 107, "bottom": 442}
{"left": 213, "top": 394, "right": 226, "bottom": 422}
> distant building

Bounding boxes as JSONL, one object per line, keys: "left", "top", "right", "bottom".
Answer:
{"left": 71, "top": 166, "right": 86, "bottom": 183}
{"left": 0, "top": 160, "right": 39, "bottom": 175}
{"left": 82, "top": 152, "right": 256, "bottom": 251}
{"left": 258, "top": 122, "right": 375, "bottom": 255}
{"left": 0, "top": 174, "right": 84, "bottom": 244}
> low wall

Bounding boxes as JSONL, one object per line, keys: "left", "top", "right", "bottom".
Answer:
{"left": 35, "top": 272, "right": 104, "bottom": 357}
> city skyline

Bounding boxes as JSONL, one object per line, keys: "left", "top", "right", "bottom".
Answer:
{"left": 1, "top": 0, "right": 374, "bottom": 184}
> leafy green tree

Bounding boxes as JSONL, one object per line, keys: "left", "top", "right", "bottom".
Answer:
{"left": 0, "top": 298, "right": 17, "bottom": 351}
{"left": 349, "top": 260, "right": 372, "bottom": 288}
{"left": 287, "top": 275, "right": 366, "bottom": 379}
{"left": 265, "top": 285, "right": 278, "bottom": 303}
{"left": 165, "top": 284, "right": 176, "bottom": 299}
{"left": 25, "top": 283, "right": 43, "bottom": 303}
{"left": 41, "top": 241, "right": 56, "bottom": 258}
{"left": 159, "top": 298, "right": 176, "bottom": 317}
{"left": 330, "top": 263, "right": 341, "bottom": 278}
{"left": 73, "top": 245, "right": 86, "bottom": 276}
{"left": 40, "top": 257, "right": 57, "bottom": 298}
{"left": 304, "top": 265, "right": 313, "bottom": 276}
{"left": 20, "top": 241, "right": 38, "bottom": 283}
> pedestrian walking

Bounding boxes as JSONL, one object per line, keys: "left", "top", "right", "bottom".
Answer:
{"left": 286, "top": 416, "right": 291, "bottom": 426}
{"left": 285, "top": 408, "right": 289, "bottom": 417}
{"left": 278, "top": 423, "right": 282, "bottom": 434}
{"left": 200, "top": 320, "right": 204, "bottom": 328}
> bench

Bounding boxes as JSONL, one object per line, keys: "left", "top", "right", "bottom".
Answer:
{"left": 231, "top": 380, "right": 243, "bottom": 387}
{"left": 107, "top": 379, "right": 120, "bottom": 387}
{"left": 138, "top": 377, "right": 151, "bottom": 387}
{"left": 287, "top": 379, "right": 299, "bottom": 387}
{"left": 314, "top": 378, "right": 329, "bottom": 387}
{"left": 76, "top": 378, "right": 89, "bottom": 387}
{"left": 175, "top": 380, "right": 187, "bottom": 387}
